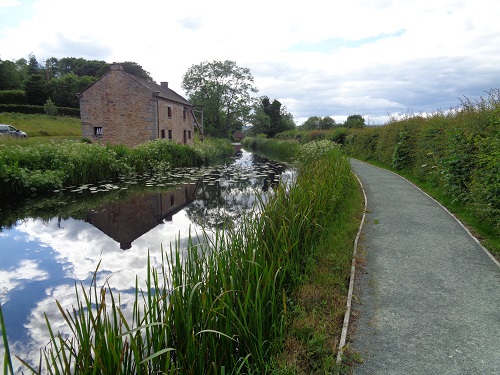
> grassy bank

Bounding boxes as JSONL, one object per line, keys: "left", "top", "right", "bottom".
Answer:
{"left": 0, "top": 112, "right": 82, "bottom": 138}
{"left": 1, "top": 140, "right": 362, "bottom": 374}
{"left": 241, "top": 136, "right": 300, "bottom": 161}
{"left": 344, "top": 90, "right": 499, "bottom": 257}
{"left": 0, "top": 138, "right": 234, "bottom": 198}
{"left": 244, "top": 138, "right": 364, "bottom": 373}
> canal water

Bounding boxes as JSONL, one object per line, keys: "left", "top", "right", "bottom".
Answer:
{"left": 0, "top": 150, "right": 292, "bottom": 371}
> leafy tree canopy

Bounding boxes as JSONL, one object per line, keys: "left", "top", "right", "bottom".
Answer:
{"left": 249, "top": 96, "right": 295, "bottom": 137}
{"left": 343, "top": 114, "right": 366, "bottom": 128}
{"left": 0, "top": 55, "right": 154, "bottom": 107}
{"left": 0, "top": 58, "right": 27, "bottom": 90}
{"left": 25, "top": 74, "right": 48, "bottom": 105}
{"left": 300, "top": 116, "right": 336, "bottom": 130}
{"left": 182, "top": 60, "right": 258, "bottom": 138}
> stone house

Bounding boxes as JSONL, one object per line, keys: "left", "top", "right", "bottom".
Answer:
{"left": 79, "top": 63, "right": 200, "bottom": 147}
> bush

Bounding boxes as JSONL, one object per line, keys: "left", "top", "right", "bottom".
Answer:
{"left": 44, "top": 98, "right": 58, "bottom": 116}
{"left": 242, "top": 137, "right": 300, "bottom": 161}
{"left": 345, "top": 89, "right": 500, "bottom": 233}
{"left": 0, "top": 138, "right": 235, "bottom": 197}
{"left": 0, "top": 90, "right": 27, "bottom": 104}
{"left": 0, "top": 104, "right": 45, "bottom": 114}
{"left": 0, "top": 104, "right": 80, "bottom": 117}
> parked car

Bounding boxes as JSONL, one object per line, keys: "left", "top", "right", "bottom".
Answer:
{"left": 0, "top": 124, "right": 27, "bottom": 138}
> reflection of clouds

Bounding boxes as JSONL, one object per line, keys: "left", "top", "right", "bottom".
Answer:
{"left": 3, "top": 283, "right": 140, "bottom": 373}
{"left": 0, "top": 259, "right": 48, "bottom": 305}
{"left": 1, "top": 152, "right": 292, "bottom": 371}
{"left": 17, "top": 213, "right": 197, "bottom": 292}
{"left": 1, "top": 212, "right": 198, "bottom": 371}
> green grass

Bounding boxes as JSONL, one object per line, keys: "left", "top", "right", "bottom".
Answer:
{"left": 0, "top": 112, "right": 82, "bottom": 138}
{"left": 1, "top": 141, "right": 362, "bottom": 374}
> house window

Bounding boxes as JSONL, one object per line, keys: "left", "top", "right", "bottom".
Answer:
{"left": 183, "top": 108, "right": 186, "bottom": 120}
{"left": 188, "top": 130, "right": 191, "bottom": 139}
{"left": 94, "top": 127, "right": 103, "bottom": 137}
{"left": 161, "top": 129, "right": 166, "bottom": 139}
{"left": 168, "top": 130, "right": 172, "bottom": 140}
{"left": 167, "top": 106, "right": 172, "bottom": 118}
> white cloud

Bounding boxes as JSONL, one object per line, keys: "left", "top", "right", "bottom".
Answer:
{"left": 0, "top": 0, "right": 499, "bottom": 124}
{"left": 0, "top": 0, "right": 19, "bottom": 7}
{"left": 0, "top": 259, "right": 48, "bottom": 305}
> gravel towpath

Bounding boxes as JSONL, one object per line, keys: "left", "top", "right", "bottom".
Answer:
{"left": 349, "top": 159, "right": 500, "bottom": 375}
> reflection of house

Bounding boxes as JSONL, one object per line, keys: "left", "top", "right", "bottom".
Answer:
{"left": 86, "top": 184, "right": 197, "bottom": 250}
{"left": 79, "top": 63, "right": 200, "bottom": 147}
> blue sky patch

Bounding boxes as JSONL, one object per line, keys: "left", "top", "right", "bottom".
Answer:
{"left": 288, "top": 29, "right": 406, "bottom": 53}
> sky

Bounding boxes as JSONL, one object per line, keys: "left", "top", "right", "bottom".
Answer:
{"left": 1, "top": 0, "right": 499, "bottom": 125}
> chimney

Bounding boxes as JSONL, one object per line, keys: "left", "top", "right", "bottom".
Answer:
{"left": 110, "top": 63, "right": 123, "bottom": 71}
{"left": 161, "top": 82, "right": 169, "bottom": 89}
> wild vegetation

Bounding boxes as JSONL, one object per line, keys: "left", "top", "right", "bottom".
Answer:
{"left": 1, "top": 140, "right": 361, "bottom": 374}
{"left": 344, "top": 90, "right": 500, "bottom": 256}
{"left": 0, "top": 136, "right": 234, "bottom": 197}
{"left": 248, "top": 90, "right": 499, "bottom": 257}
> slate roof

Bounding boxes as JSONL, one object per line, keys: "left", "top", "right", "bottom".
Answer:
{"left": 126, "top": 73, "right": 193, "bottom": 107}
{"left": 80, "top": 65, "right": 193, "bottom": 107}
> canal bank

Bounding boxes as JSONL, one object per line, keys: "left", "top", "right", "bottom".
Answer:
{"left": 0, "top": 150, "right": 291, "bottom": 373}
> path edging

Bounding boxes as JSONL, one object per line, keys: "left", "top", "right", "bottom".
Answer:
{"left": 336, "top": 170, "right": 367, "bottom": 362}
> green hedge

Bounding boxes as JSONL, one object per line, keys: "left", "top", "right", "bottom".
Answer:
{"left": 0, "top": 90, "right": 27, "bottom": 105}
{"left": 0, "top": 104, "right": 80, "bottom": 117}
{"left": 345, "top": 89, "right": 500, "bottom": 232}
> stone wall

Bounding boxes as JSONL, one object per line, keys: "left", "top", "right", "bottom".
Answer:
{"left": 80, "top": 66, "right": 194, "bottom": 147}
{"left": 157, "top": 99, "right": 194, "bottom": 144}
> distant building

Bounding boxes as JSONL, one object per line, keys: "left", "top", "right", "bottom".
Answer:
{"left": 79, "top": 63, "right": 200, "bottom": 147}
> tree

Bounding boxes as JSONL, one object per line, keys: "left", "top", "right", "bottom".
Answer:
{"left": 0, "top": 59, "right": 26, "bottom": 90}
{"left": 343, "top": 114, "right": 366, "bottom": 128}
{"left": 182, "top": 60, "right": 258, "bottom": 138}
{"left": 25, "top": 74, "right": 48, "bottom": 105}
{"left": 44, "top": 98, "right": 58, "bottom": 115}
{"left": 120, "top": 61, "right": 155, "bottom": 82}
{"left": 301, "top": 116, "right": 336, "bottom": 130}
{"left": 319, "top": 116, "right": 336, "bottom": 130}
{"left": 54, "top": 57, "right": 108, "bottom": 78}
{"left": 48, "top": 73, "right": 96, "bottom": 108}
{"left": 27, "top": 54, "right": 43, "bottom": 76}
{"left": 250, "top": 96, "right": 295, "bottom": 137}
{"left": 301, "top": 116, "right": 321, "bottom": 131}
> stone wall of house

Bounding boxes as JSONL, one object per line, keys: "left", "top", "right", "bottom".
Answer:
{"left": 80, "top": 65, "right": 195, "bottom": 147}
{"left": 157, "top": 99, "right": 194, "bottom": 144}
{"left": 80, "top": 66, "right": 157, "bottom": 147}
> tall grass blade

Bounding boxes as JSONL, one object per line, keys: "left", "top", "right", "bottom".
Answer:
{"left": 0, "top": 303, "right": 14, "bottom": 375}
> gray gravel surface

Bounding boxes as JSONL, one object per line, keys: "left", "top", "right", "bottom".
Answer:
{"left": 350, "top": 159, "right": 500, "bottom": 375}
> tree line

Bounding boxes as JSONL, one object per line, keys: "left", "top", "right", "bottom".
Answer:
{"left": 0, "top": 54, "right": 153, "bottom": 108}
{"left": 181, "top": 59, "right": 366, "bottom": 139}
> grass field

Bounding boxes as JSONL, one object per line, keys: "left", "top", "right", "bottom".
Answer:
{"left": 0, "top": 112, "right": 82, "bottom": 138}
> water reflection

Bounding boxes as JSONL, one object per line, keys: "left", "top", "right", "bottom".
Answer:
{"left": 0, "top": 150, "right": 292, "bottom": 372}
{"left": 86, "top": 182, "right": 199, "bottom": 250}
